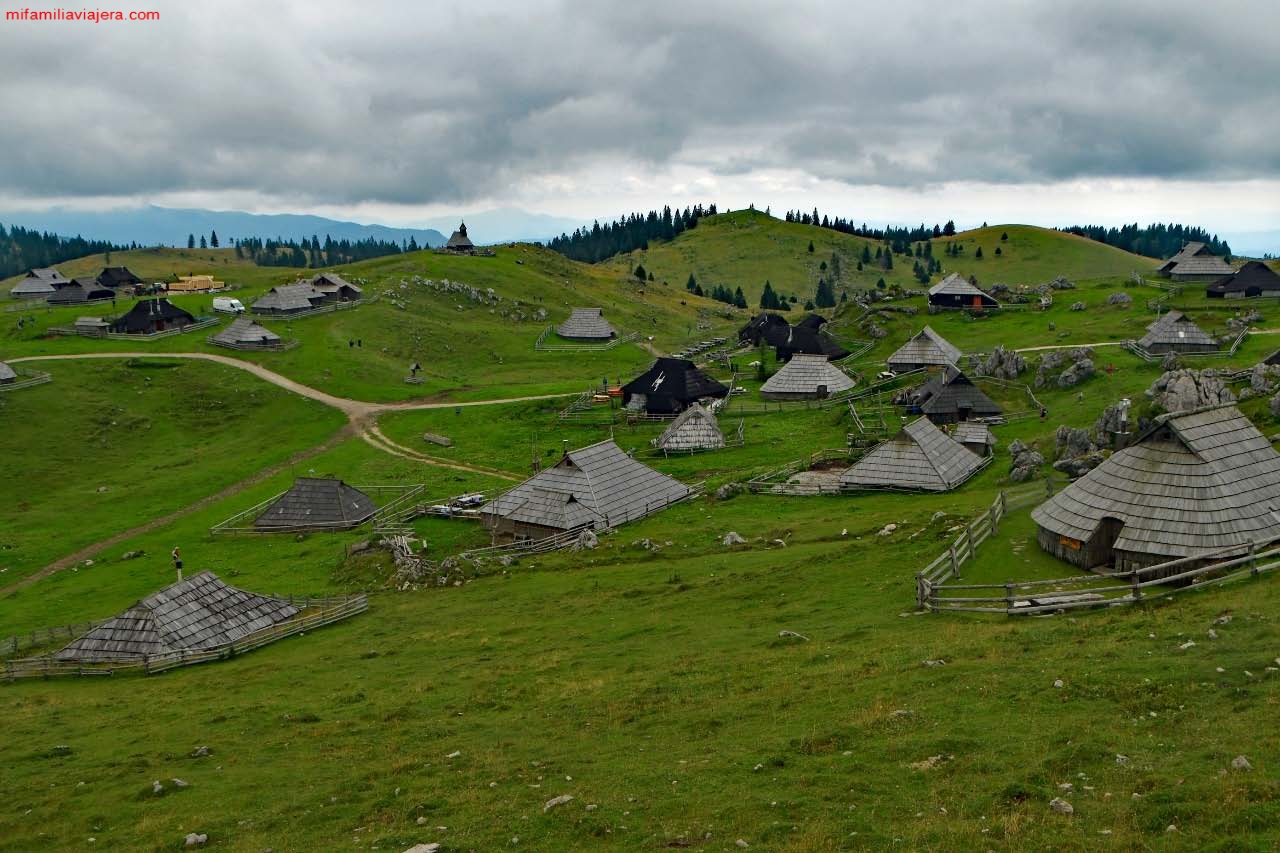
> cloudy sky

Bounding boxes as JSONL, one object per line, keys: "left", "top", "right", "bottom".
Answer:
{"left": 2, "top": 0, "right": 1278, "bottom": 241}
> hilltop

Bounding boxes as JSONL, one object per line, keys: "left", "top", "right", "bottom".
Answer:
{"left": 600, "top": 209, "right": 1156, "bottom": 306}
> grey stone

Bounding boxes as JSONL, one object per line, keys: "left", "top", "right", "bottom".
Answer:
{"left": 1070, "top": 301, "right": 1086, "bottom": 311}
{"left": 571, "top": 530, "right": 599, "bottom": 551}
{"left": 1231, "top": 755, "right": 1252, "bottom": 771}
{"left": 184, "top": 833, "right": 208, "bottom": 847}
{"left": 721, "top": 531, "right": 747, "bottom": 546}
{"left": 974, "top": 345, "right": 1026, "bottom": 380}
{"left": 1161, "top": 351, "right": 1181, "bottom": 371}
{"left": 403, "top": 845, "right": 440, "bottom": 853}
{"left": 1058, "top": 358, "right": 1095, "bottom": 388}
{"left": 1049, "top": 797, "right": 1074, "bottom": 815}
{"left": 1146, "top": 368, "right": 1235, "bottom": 414}
{"left": 544, "top": 794, "right": 574, "bottom": 812}
{"left": 1107, "top": 292, "right": 1132, "bottom": 306}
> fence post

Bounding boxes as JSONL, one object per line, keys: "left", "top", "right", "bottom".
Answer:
{"left": 950, "top": 544, "right": 960, "bottom": 580}
{"left": 1250, "top": 542, "right": 1258, "bottom": 578}
{"left": 1130, "top": 570, "right": 1142, "bottom": 603}
{"left": 1005, "top": 583, "right": 1014, "bottom": 613}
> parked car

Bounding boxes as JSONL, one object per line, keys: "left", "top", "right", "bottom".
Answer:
{"left": 212, "top": 297, "right": 246, "bottom": 314}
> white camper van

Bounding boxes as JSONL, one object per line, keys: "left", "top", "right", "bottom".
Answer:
{"left": 212, "top": 297, "right": 245, "bottom": 314}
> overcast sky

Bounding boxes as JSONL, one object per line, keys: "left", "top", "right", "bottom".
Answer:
{"left": 2, "top": 0, "right": 1278, "bottom": 237}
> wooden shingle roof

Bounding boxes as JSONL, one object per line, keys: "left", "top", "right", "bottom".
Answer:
{"left": 953, "top": 421, "right": 997, "bottom": 447}
{"left": 446, "top": 222, "right": 475, "bottom": 249}
{"left": 556, "top": 307, "right": 617, "bottom": 339}
{"left": 1031, "top": 405, "right": 1280, "bottom": 561}
{"left": 252, "top": 283, "right": 324, "bottom": 312}
{"left": 1138, "top": 311, "right": 1214, "bottom": 349}
{"left": 0, "top": 362, "right": 16, "bottom": 382}
{"left": 481, "top": 440, "right": 690, "bottom": 532}
{"left": 46, "top": 278, "right": 114, "bottom": 304}
{"left": 211, "top": 316, "right": 281, "bottom": 346}
{"left": 760, "top": 354, "right": 855, "bottom": 396}
{"left": 55, "top": 572, "right": 298, "bottom": 662}
{"left": 887, "top": 326, "right": 962, "bottom": 369}
{"left": 311, "top": 272, "right": 362, "bottom": 294}
{"left": 840, "top": 417, "right": 984, "bottom": 491}
{"left": 654, "top": 404, "right": 725, "bottom": 451}
{"left": 1206, "top": 261, "right": 1280, "bottom": 296}
{"left": 253, "top": 478, "right": 377, "bottom": 529}
{"left": 11, "top": 268, "right": 69, "bottom": 297}
{"left": 913, "top": 367, "right": 1003, "bottom": 419}
{"left": 928, "top": 273, "right": 990, "bottom": 298}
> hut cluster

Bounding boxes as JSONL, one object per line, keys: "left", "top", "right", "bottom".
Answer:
{"left": 10, "top": 265, "right": 143, "bottom": 303}
{"left": 252, "top": 273, "right": 362, "bottom": 316}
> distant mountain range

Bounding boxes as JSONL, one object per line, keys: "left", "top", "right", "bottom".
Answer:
{"left": 0, "top": 206, "right": 446, "bottom": 250}
{"left": 0, "top": 205, "right": 590, "bottom": 250}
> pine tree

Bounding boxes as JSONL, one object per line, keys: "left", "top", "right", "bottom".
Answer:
{"left": 210, "top": 230, "right": 219, "bottom": 248}
{"left": 734, "top": 287, "right": 747, "bottom": 309}
{"left": 634, "top": 264, "right": 647, "bottom": 282}
{"left": 187, "top": 234, "right": 195, "bottom": 249}
{"left": 975, "top": 247, "right": 984, "bottom": 259}
{"left": 807, "top": 241, "right": 815, "bottom": 253}
{"left": 876, "top": 278, "right": 886, "bottom": 290}
{"left": 1000, "top": 232, "right": 1009, "bottom": 241}
{"left": 994, "top": 246, "right": 1002, "bottom": 256}
{"left": 199, "top": 235, "right": 207, "bottom": 249}
{"left": 686, "top": 273, "right": 697, "bottom": 292}
{"left": 881, "top": 250, "right": 893, "bottom": 271}
{"left": 943, "top": 220, "right": 956, "bottom": 237}
{"left": 760, "top": 281, "right": 778, "bottom": 310}
{"left": 861, "top": 245, "right": 872, "bottom": 264}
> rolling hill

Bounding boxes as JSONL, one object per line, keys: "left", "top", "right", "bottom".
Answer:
{"left": 600, "top": 210, "right": 1158, "bottom": 307}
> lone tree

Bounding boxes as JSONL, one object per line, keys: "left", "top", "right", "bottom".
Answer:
{"left": 686, "top": 273, "right": 697, "bottom": 292}
{"left": 760, "top": 280, "right": 780, "bottom": 310}
{"left": 975, "top": 246, "right": 984, "bottom": 259}
{"left": 634, "top": 264, "right": 647, "bottom": 282}
{"left": 994, "top": 246, "right": 1002, "bottom": 256}
{"left": 861, "top": 245, "right": 872, "bottom": 264}
{"left": 876, "top": 277, "right": 886, "bottom": 290}
{"left": 210, "top": 230, "right": 220, "bottom": 248}
{"left": 187, "top": 234, "right": 195, "bottom": 249}
{"left": 734, "top": 286, "right": 747, "bottom": 309}
{"left": 1000, "top": 232, "right": 1009, "bottom": 241}
{"left": 807, "top": 241, "right": 815, "bottom": 253}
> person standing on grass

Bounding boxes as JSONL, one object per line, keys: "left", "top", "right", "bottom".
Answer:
{"left": 171, "top": 546, "right": 183, "bottom": 579}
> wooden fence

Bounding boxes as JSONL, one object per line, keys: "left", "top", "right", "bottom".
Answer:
{"left": 249, "top": 297, "right": 370, "bottom": 323}
{"left": 3, "top": 594, "right": 367, "bottom": 681}
{"left": 1123, "top": 327, "right": 1249, "bottom": 362}
{"left": 48, "top": 316, "right": 221, "bottom": 340}
{"left": 206, "top": 336, "right": 301, "bottom": 352}
{"left": 0, "top": 619, "right": 109, "bottom": 657}
{"left": 0, "top": 367, "right": 52, "bottom": 393}
{"left": 210, "top": 484, "right": 425, "bottom": 535}
{"left": 535, "top": 327, "right": 639, "bottom": 352}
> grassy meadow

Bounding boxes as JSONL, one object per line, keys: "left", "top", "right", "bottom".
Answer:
{"left": 3, "top": 219, "right": 1280, "bottom": 850}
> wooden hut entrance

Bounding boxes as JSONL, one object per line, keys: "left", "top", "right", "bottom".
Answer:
{"left": 1091, "top": 516, "right": 1125, "bottom": 569}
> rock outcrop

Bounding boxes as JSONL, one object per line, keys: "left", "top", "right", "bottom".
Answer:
{"left": 1146, "top": 368, "right": 1235, "bottom": 414}
{"left": 974, "top": 345, "right": 1026, "bottom": 380}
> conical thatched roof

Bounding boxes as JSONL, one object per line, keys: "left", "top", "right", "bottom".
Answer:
{"left": 887, "top": 326, "right": 962, "bottom": 371}
{"left": 253, "top": 478, "right": 377, "bottom": 530}
{"left": 481, "top": 440, "right": 689, "bottom": 532}
{"left": 556, "top": 307, "right": 616, "bottom": 340}
{"left": 55, "top": 572, "right": 298, "bottom": 662}
{"left": 840, "top": 417, "right": 984, "bottom": 491}
{"left": 1032, "top": 405, "right": 1280, "bottom": 562}
{"left": 760, "top": 354, "right": 855, "bottom": 399}
{"left": 654, "top": 404, "right": 725, "bottom": 452}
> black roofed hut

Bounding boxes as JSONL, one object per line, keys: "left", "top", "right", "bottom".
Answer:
{"left": 738, "top": 313, "right": 849, "bottom": 361}
{"left": 96, "top": 266, "right": 143, "bottom": 289}
{"left": 480, "top": 440, "right": 691, "bottom": 543}
{"left": 909, "top": 367, "right": 1002, "bottom": 425}
{"left": 622, "top": 357, "right": 729, "bottom": 414}
{"left": 55, "top": 571, "right": 299, "bottom": 663}
{"left": 1031, "top": 405, "right": 1280, "bottom": 574}
{"left": 1205, "top": 262, "right": 1280, "bottom": 299}
{"left": 253, "top": 477, "right": 377, "bottom": 531}
{"left": 108, "top": 298, "right": 195, "bottom": 334}
{"left": 47, "top": 278, "right": 115, "bottom": 305}
{"left": 927, "top": 273, "right": 999, "bottom": 309}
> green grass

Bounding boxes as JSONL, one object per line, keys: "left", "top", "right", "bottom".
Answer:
{"left": 6, "top": 221, "right": 1280, "bottom": 850}
{"left": 601, "top": 210, "right": 1156, "bottom": 307}
{"left": 0, "top": 360, "right": 345, "bottom": 586}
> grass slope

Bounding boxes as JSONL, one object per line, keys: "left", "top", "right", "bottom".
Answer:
{"left": 601, "top": 210, "right": 1156, "bottom": 307}
{"left": 1, "top": 246, "right": 306, "bottom": 292}
{"left": 0, "top": 360, "right": 344, "bottom": 584}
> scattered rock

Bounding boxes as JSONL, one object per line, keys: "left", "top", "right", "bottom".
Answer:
{"left": 922, "top": 659, "right": 946, "bottom": 667}
{"left": 1147, "top": 368, "right": 1235, "bottom": 414}
{"left": 721, "top": 531, "right": 747, "bottom": 547}
{"left": 416, "top": 817, "right": 428, "bottom": 826}
{"left": 446, "top": 751, "right": 461, "bottom": 759}
{"left": 877, "top": 523, "right": 898, "bottom": 537}
{"left": 585, "top": 804, "right": 598, "bottom": 812}
{"left": 1107, "top": 292, "right": 1132, "bottom": 306}
{"left": 1179, "top": 640, "right": 1196, "bottom": 650}
{"left": 1115, "top": 754, "right": 1129, "bottom": 765}
{"left": 736, "top": 841, "right": 750, "bottom": 849}
{"left": 909, "top": 754, "right": 952, "bottom": 770}
{"left": 1009, "top": 439, "right": 1045, "bottom": 482}
{"left": 403, "top": 845, "right": 440, "bottom": 853}
{"left": 777, "top": 630, "right": 809, "bottom": 641}
{"left": 1058, "top": 782, "right": 1074, "bottom": 793}
{"left": 770, "top": 538, "right": 786, "bottom": 547}
{"left": 1070, "top": 301, "right": 1086, "bottom": 312}
{"left": 973, "top": 345, "right": 1026, "bottom": 380}
{"left": 544, "top": 794, "right": 574, "bottom": 812}
{"left": 1161, "top": 351, "right": 1181, "bottom": 371}
{"left": 120, "top": 550, "right": 144, "bottom": 561}
{"left": 1214, "top": 613, "right": 1233, "bottom": 625}
{"left": 96, "top": 486, "right": 110, "bottom": 494}
{"left": 348, "top": 540, "right": 372, "bottom": 555}
{"left": 1053, "top": 679, "right": 1064, "bottom": 689}
{"left": 714, "top": 482, "right": 745, "bottom": 500}
{"left": 184, "top": 833, "right": 208, "bottom": 847}
{"left": 571, "top": 529, "right": 598, "bottom": 551}
{"left": 1049, "top": 797, "right": 1074, "bottom": 815}
{"left": 891, "top": 709, "right": 914, "bottom": 719}
{"left": 152, "top": 780, "right": 164, "bottom": 795}
{"left": 1058, "top": 358, "right": 1095, "bottom": 389}
{"left": 189, "top": 746, "right": 211, "bottom": 758}
{"left": 1207, "top": 628, "right": 1218, "bottom": 640}
{"left": 1231, "top": 755, "right": 1252, "bottom": 771}
{"left": 171, "top": 778, "right": 189, "bottom": 788}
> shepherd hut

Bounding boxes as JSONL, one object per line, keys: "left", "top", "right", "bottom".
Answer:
{"left": 251, "top": 283, "right": 326, "bottom": 316}
{"left": 928, "top": 273, "right": 999, "bottom": 309}
{"left": 839, "top": 417, "right": 984, "bottom": 492}
{"left": 1157, "top": 242, "right": 1233, "bottom": 282}
{"left": 253, "top": 477, "right": 377, "bottom": 531}
{"left": 0, "top": 361, "right": 16, "bottom": 385}
{"left": 886, "top": 326, "right": 962, "bottom": 373}
{"left": 54, "top": 571, "right": 299, "bottom": 663}
{"left": 909, "top": 367, "right": 1003, "bottom": 424}
{"left": 445, "top": 221, "right": 476, "bottom": 254}
{"left": 775, "top": 314, "right": 851, "bottom": 361}
{"left": 1136, "top": 310, "right": 1217, "bottom": 354}
{"left": 760, "top": 353, "right": 855, "bottom": 401}
{"left": 1205, "top": 262, "right": 1280, "bottom": 299}
{"left": 622, "top": 357, "right": 729, "bottom": 414}
{"left": 1031, "top": 405, "right": 1280, "bottom": 574}
{"left": 109, "top": 298, "right": 195, "bottom": 335}
{"left": 96, "top": 266, "right": 142, "bottom": 289}
{"left": 47, "top": 278, "right": 115, "bottom": 304}
{"left": 556, "top": 308, "right": 617, "bottom": 341}
{"left": 310, "top": 272, "right": 363, "bottom": 302}
{"left": 652, "top": 404, "right": 725, "bottom": 452}
{"left": 481, "top": 440, "right": 690, "bottom": 543}
{"left": 952, "top": 421, "right": 997, "bottom": 457}
{"left": 10, "top": 267, "right": 69, "bottom": 298}
{"left": 210, "top": 316, "right": 285, "bottom": 350}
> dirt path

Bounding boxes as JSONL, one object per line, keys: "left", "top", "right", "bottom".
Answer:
{"left": 0, "top": 426, "right": 357, "bottom": 598}
{"left": 4, "top": 352, "right": 566, "bottom": 597}
{"left": 1013, "top": 341, "right": 1128, "bottom": 353}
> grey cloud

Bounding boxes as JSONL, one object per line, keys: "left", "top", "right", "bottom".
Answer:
{"left": 0, "top": 0, "right": 1277, "bottom": 206}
